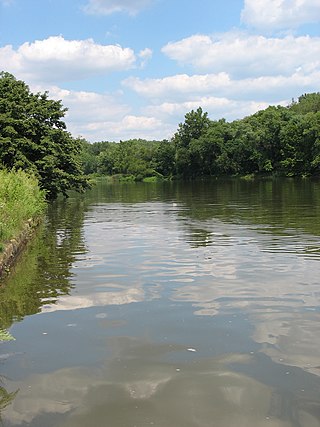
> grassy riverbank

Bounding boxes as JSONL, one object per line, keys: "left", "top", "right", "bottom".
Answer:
{"left": 0, "top": 170, "right": 46, "bottom": 252}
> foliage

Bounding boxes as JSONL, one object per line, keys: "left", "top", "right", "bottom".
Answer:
{"left": 95, "top": 139, "right": 161, "bottom": 181}
{"left": 173, "top": 107, "right": 211, "bottom": 177}
{"left": 0, "top": 72, "right": 90, "bottom": 199}
{"left": 0, "top": 328, "right": 15, "bottom": 341}
{"left": 289, "top": 92, "right": 320, "bottom": 115}
{"left": 79, "top": 94, "right": 320, "bottom": 181}
{"left": 0, "top": 169, "right": 46, "bottom": 249}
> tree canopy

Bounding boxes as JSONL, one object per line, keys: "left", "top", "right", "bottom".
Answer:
{"left": 0, "top": 72, "right": 89, "bottom": 199}
{"left": 82, "top": 94, "right": 320, "bottom": 180}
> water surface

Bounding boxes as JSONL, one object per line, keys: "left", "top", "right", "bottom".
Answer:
{"left": 0, "top": 178, "right": 320, "bottom": 427}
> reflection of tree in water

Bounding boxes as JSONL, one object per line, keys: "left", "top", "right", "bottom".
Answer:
{"left": 0, "top": 377, "right": 18, "bottom": 425}
{"left": 175, "top": 177, "right": 320, "bottom": 247}
{"left": 185, "top": 227, "right": 213, "bottom": 248}
{"left": 0, "top": 194, "right": 88, "bottom": 329}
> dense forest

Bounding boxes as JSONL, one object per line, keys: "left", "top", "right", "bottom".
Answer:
{"left": 81, "top": 93, "right": 320, "bottom": 181}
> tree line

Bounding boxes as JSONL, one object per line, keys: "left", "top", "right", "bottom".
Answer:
{"left": 81, "top": 94, "right": 320, "bottom": 181}
{"left": 1, "top": 72, "right": 320, "bottom": 200}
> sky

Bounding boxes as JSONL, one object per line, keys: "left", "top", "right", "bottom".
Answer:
{"left": 0, "top": 0, "right": 319, "bottom": 142}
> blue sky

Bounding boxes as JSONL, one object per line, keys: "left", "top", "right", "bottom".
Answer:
{"left": 0, "top": 0, "right": 320, "bottom": 142}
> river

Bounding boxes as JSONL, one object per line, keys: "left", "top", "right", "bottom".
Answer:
{"left": 0, "top": 177, "right": 320, "bottom": 427}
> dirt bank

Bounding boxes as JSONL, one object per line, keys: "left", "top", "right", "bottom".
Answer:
{"left": 0, "top": 218, "right": 42, "bottom": 279}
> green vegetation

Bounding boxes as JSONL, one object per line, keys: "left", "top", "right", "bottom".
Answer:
{"left": 0, "top": 169, "right": 46, "bottom": 251}
{"left": 0, "top": 329, "right": 15, "bottom": 341}
{"left": 0, "top": 72, "right": 90, "bottom": 259}
{"left": 80, "top": 94, "right": 320, "bottom": 181}
{"left": 0, "top": 72, "right": 90, "bottom": 199}
{"left": 2, "top": 72, "right": 319, "bottom": 190}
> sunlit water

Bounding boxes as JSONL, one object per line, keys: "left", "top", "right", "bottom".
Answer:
{"left": 0, "top": 178, "right": 320, "bottom": 427}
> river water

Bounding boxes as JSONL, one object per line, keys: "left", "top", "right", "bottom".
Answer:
{"left": 0, "top": 178, "right": 320, "bottom": 427}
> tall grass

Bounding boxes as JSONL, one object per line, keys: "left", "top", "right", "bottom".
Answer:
{"left": 0, "top": 170, "right": 46, "bottom": 251}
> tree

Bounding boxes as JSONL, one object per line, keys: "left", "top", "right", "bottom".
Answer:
{"left": 173, "top": 107, "right": 210, "bottom": 177}
{"left": 289, "top": 93, "right": 320, "bottom": 115}
{"left": 174, "top": 107, "right": 210, "bottom": 149}
{"left": 0, "top": 72, "right": 90, "bottom": 199}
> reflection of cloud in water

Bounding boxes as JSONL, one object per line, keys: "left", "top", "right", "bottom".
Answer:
{"left": 171, "top": 277, "right": 320, "bottom": 376}
{"left": 4, "top": 337, "right": 318, "bottom": 427}
{"left": 47, "top": 202, "right": 320, "bottom": 384}
{"left": 41, "top": 287, "right": 144, "bottom": 313}
{"left": 252, "top": 312, "right": 320, "bottom": 376}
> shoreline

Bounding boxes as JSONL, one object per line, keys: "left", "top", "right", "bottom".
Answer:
{"left": 0, "top": 217, "right": 43, "bottom": 279}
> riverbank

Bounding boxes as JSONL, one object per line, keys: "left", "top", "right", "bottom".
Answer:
{"left": 0, "top": 170, "right": 46, "bottom": 278}
{"left": 0, "top": 217, "right": 43, "bottom": 277}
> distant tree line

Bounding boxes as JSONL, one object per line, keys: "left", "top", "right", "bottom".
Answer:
{"left": 81, "top": 93, "right": 320, "bottom": 180}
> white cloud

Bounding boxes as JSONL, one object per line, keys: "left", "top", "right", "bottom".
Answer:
{"left": 90, "top": 114, "right": 171, "bottom": 141}
{"left": 145, "top": 98, "right": 271, "bottom": 123}
{"left": 138, "top": 47, "right": 153, "bottom": 68}
{"left": 241, "top": 0, "right": 320, "bottom": 31}
{"left": 162, "top": 32, "right": 320, "bottom": 78}
{"left": 28, "top": 83, "right": 131, "bottom": 141}
{"left": 0, "top": 36, "right": 136, "bottom": 83}
{"left": 83, "top": 0, "right": 153, "bottom": 15}
{"left": 124, "top": 73, "right": 231, "bottom": 100}
{"left": 124, "top": 70, "right": 320, "bottom": 104}
{"left": 36, "top": 85, "right": 170, "bottom": 141}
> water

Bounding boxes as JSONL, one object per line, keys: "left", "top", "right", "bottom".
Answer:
{"left": 0, "top": 177, "right": 320, "bottom": 427}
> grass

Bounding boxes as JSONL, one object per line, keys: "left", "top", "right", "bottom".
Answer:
{"left": 0, "top": 169, "right": 46, "bottom": 251}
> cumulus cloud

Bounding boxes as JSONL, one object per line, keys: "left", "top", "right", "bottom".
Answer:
{"left": 28, "top": 83, "right": 133, "bottom": 141}
{"left": 124, "top": 73, "right": 231, "bottom": 100}
{"left": 162, "top": 32, "right": 320, "bottom": 78}
{"left": 83, "top": 0, "right": 153, "bottom": 15}
{"left": 145, "top": 98, "right": 271, "bottom": 123}
{"left": 36, "top": 84, "right": 171, "bottom": 141}
{"left": 56, "top": 91, "right": 129, "bottom": 139}
{"left": 0, "top": 36, "right": 136, "bottom": 83}
{"left": 124, "top": 70, "right": 320, "bottom": 104}
{"left": 241, "top": 0, "right": 320, "bottom": 31}
{"left": 90, "top": 114, "right": 170, "bottom": 141}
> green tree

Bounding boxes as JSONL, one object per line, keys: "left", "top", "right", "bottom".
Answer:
{"left": 279, "top": 112, "right": 320, "bottom": 175}
{"left": 174, "top": 107, "right": 210, "bottom": 148}
{"left": 152, "top": 140, "right": 176, "bottom": 177}
{"left": 0, "top": 72, "right": 89, "bottom": 199}
{"left": 289, "top": 93, "right": 320, "bottom": 114}
{"left": 244, "top": 106, "right": 293, "bottom": 172}
{"left": 173, "top": 107, "right": 210, "bottom": 177}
